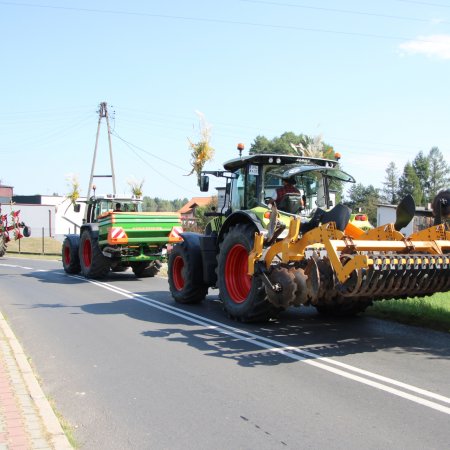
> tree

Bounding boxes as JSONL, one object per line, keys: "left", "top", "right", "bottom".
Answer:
{"left": 427, "top": 147, "right": 449, "bottom": 200}
{"left": 142, "top": 197, "right": 188, "bottom": 212}
{"left": 382, "top": 162, "right": 399, "bottom": 204}
{"left": 412, "top": 151, "right": 430, "bottom": 203}
{"left": 156, "top": 198, "right": 174, "bottom": 212}
{"left": 171, "top": 198, "right": 189, "bottom": 211}
{"left": 250, "top": 132, "right": 302, "bottom": 155}
{"left": 249, "top": 132, "right": 335, "bottom": 158}
{"left": 142, "top": 197, "right": 157, "bottom": 212}
{"left": 345, "top": 183, "right": 380, "bottom": 225}
{"left": 398, "top": 162, "right": 422, "bottom": 205}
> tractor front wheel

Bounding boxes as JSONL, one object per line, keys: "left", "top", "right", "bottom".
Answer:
{"left": 217, "top": 224, "right": 280, "bottom": 322}
{"left": 79, "top": 230, "right": 110, "bottom": 279}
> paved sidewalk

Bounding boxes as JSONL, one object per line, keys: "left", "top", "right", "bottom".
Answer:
{"left": 0, "top": 311, "right": 72, "bottom": 450}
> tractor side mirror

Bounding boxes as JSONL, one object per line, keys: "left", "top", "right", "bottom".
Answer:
{"left": 199, "top": 175, "right": 210, "bottom": 192}
{"left": 73, "top": 204, "right": 81, "bottom": 213}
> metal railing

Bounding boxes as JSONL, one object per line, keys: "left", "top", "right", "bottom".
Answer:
{"left": 3, "top": 227, "right": 62, "bottom": 256}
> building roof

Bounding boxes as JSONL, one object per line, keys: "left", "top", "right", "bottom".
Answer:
{"left": 178, "top": 197, "right": 213, "bottom": 214}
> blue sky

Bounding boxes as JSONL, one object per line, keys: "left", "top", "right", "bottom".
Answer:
{"left": 1, "top": 0, "right": 449, "bottom": 200}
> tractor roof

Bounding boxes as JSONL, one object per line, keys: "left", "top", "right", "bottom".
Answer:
{"left": 223, "top": 153, "right": 339, "bottom": 171}
{"left": 283, "top": 165, "right": 355, "bottom": 183}
{"left": 85, "top": 195, "right": 142, "bottom": 204}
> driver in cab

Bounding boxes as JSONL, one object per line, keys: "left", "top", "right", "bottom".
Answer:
{"left": 268, "top": 176, "right": 304, "bottom": 212}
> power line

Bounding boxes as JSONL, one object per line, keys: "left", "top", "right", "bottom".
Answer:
{"left": 112, "top": 132, "right": 188, "bottom": 172}
{"left": 242, "top": 0, "right": 448, "bottom": 24}
{"left": 0, "top": 1, "right": 445, "bottom": 43}
{"left": 111, "top": 131, "right": 200, "bottom": 195}
{"left": 396, "top": 0, "right": 450, "bottom": 7}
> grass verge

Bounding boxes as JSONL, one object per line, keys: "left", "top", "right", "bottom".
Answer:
{"left": 365, "top": 291, "right": 450, "bottom": 333}
{"left": 5, "top": 237, "right": 62, "bottom": 256}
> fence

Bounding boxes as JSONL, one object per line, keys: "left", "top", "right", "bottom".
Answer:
{"left": 3, "top": 227, "right": 63, "bottom": 256}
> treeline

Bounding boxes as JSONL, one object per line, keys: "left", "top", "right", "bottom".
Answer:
{"left": 141, "top": 197, "right": 189, "bottom": 212}
{"left": 345, "top": 147, "right": 449, "bottom": 224}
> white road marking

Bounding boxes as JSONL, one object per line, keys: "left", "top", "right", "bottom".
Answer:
{"left": 0, "top": 263, "right": 33, "bottom": 269}
{"left": 2, "top": 263, "right": 449, "bottom": 415}
{"left": 77, "top": 276, "right": 450, "bottom": 416}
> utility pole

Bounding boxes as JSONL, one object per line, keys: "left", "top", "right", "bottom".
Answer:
{"left": 86, "top": 102, "right": 117, "bottom": 198}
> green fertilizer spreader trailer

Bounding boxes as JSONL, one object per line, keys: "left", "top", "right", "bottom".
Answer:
{"left": 62, "top": 195, "right": 183, "bottom": 279}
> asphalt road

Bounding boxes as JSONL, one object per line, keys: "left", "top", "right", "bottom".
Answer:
{"left": 0, "top": 256, "right": 449, "bottom": 449}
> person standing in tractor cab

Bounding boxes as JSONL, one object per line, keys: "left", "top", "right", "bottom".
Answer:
{"left": 268, "top": 176, "right": 304, "bottom": 212}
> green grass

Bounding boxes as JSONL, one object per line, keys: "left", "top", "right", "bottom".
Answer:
{"left": 365, "top": 291, "right": 450, "bottom": 333}
{"left": 5, "top": 237, "right": 62, "bottom": 256}
{"left": 50, "top": 399, "right": 79, "bottom": 448}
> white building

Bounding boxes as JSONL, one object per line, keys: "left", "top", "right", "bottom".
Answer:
{"left": 376, "top": 203, "right": 434, "bottom": 235}
{"left": 10, "top": 195, "right": 87, "bottom": 242}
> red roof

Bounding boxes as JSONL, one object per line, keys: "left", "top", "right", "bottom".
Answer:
{"left": 178, "top": 197, "right": 213, "bottom": 214}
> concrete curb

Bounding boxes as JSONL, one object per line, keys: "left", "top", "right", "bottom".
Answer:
{"left": 0, "top": 312, "right": 72, "bottom": 449}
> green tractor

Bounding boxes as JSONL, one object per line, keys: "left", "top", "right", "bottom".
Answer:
{"left": 168, "top": 149, "right": 450, "bottom": 321}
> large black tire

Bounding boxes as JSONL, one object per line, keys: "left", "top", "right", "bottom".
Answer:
{"left": 131, "top": 260, "right": 162, "bottom": 278}
{"left": 168, "top": 243, "right": 208, "bottom": 304}
{"left": 79, "top": 230, "right": 110, "bottom": 279}
{"left": 217, "top": 224, "right": 281, "bottom": 322}
{"left": 62, "top": 237, "right": 80, "bottom": 274}
{"left": 0, "top": 235, "right": 7, "bottom": 257}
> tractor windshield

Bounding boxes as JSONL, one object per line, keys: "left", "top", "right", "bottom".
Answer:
{"left": 92, "top": 199, "right": 143, "bottom": 220}
{"left": 262, "top": 164, "right": 354, "bottom": 214}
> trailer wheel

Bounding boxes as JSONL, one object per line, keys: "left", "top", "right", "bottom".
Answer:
{"left": 168, "top": 243, "right": 207, "bottom": 303}
{"left": 62, "top": 237, "right": 81, "bottom": 274}
{"left": 131, "top": 260, "right": 162, "bottom": 278}
{"left": 218, "top": 224, "right": 281, "bottom": 322}
{"left": 0, "top": 235, "right": 6, "bottom": 257}
{"left": 79, "top": 230, "right": 110, "bottom": 279}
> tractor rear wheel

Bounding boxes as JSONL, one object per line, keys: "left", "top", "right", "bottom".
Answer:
{"left": 131, "top": 260, "right": 162, "bottom": 278}
{"left": 217, "top": 224, "right": 281, "bottom": 322}
{"left": 62, "top": 237, "right": 80, "bottom": 274}
{"left": 79, "top": 230, "right": 110, "bottom": 279}
{"left": 168, "top": 243, "right": 207, "bottom": 303}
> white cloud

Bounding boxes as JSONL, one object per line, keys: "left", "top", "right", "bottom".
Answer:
{"left": 399, "top": 34, "right": 450, "bottom": 60}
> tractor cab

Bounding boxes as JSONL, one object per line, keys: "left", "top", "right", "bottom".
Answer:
{"left": 83, "top": 195, "right": 143, "bottom": 224}
{"left": 200, "top": 153, "right": 354, "bottom": 218}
